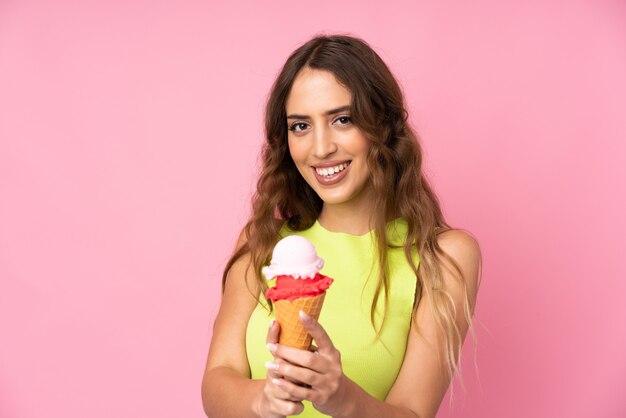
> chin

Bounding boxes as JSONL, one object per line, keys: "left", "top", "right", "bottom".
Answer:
{"left": 315, "top": 189, "right": 361, "bottom": 205}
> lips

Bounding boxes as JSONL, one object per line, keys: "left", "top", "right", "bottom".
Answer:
{"left": 311, "top": 161, "right": 351, "bottom": 185}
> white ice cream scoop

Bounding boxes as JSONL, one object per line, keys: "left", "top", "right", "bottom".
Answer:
{"left": 262, "top": 235, "right": 324, "bottom": 280}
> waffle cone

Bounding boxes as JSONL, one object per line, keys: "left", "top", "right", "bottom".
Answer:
{"left": 274, "top": 293, "right": 326, "bottom": 350}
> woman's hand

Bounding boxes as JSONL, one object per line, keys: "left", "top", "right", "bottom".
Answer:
{"left": 256, "top": 320, "right": 304, "bottom": 418}
{"left": 266, "top": 311, "right": 352, "bottom": 417}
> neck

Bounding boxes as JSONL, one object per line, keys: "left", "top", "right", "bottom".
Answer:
{"left": 317, "top": 184, "right": 375, "bottom": 236}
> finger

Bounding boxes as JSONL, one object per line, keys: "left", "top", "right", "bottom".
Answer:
{"left": 266, "top": 358, "right": 308, "bottom": 386}
{"left": 268, "top": 343, "right": 323, "bottom": 374}
{"left": 299, "top": 310, "right": 334, "bottom": 353}
{"left": 267, "top": 358, "right": 318, "bottom": 387}
{"left": 263, "top": 380, "right": 304, "bottom": 412}
{"left": 265, "top": 360, "right": 281, "bottom": 379}
{"left": 266, "top": 376, "right": 300, "bottom": 401}
{"left": 272, "top": 377, "right": 314, "bottom": 402}
{"left": 272, "top": 398, "right": 304, "bottom": 416}
{"left": 265, "top": 363, "right": 304, "bottom": 403}
{"left": 266, "top": 320, "right": 280, "bottom": 346}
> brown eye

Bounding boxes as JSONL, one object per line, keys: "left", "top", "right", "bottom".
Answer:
{"left": 333, "top": 116, "right": 352, "bottom": 125}
{"left": 289, "top": 122, "right": 309, "bottom": 132}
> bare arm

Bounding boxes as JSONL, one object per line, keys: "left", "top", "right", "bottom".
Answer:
{"left": 201, "top": 238, "right": 262, "bottom": 417}
{"left": 267, "top": 229, "right": 481, "bottom": 418}
{"left": 201, "top": 232, "right": 305, "bottom": 418}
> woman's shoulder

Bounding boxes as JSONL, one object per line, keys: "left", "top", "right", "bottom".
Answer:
{"left": 437, "top": 229, "right": 481, "bottom": 261}
{"left": 436, "top": 228, "right": 482, "bottom": 295}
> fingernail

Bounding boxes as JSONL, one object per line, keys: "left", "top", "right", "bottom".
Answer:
{"left": 271, "top": 378, "right": 282, "bottom": 386}
{"left": 265, "top": 361, "right": 278, "bottom": 371}
{"left": 266, "top": 343, "right": 277, "bottom": 353}
{"left": 269, "top": 319, "right": 275, "bottom": 329}
{"left": 299, "top": 310, "right": 311, "bottom": 321}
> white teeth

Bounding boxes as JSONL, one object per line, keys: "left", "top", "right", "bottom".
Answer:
{"left": 315, "top": 162, "right": 349, "bottom": 177}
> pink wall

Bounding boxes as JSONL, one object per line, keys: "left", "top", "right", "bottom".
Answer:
{"left": 1, "top": 1, "right": 624, "bottom": 417}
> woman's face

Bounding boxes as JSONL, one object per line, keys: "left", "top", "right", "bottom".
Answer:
{"left": 286, "top": 68, "right": 372, "bottom": 208}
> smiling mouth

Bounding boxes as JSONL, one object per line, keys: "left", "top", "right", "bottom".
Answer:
{"left": 314, "top": 162, "right": 351, "bottom": 178}
{"left": 311, "top": 161, "right": 351, "bottom": 186}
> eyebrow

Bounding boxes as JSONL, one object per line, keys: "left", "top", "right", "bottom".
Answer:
{"left": 286, "top": 105, "right": 351, "bottom": 120}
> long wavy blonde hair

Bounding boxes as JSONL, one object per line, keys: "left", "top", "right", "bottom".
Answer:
{"left": 223, "top": 35, "right": 478, "bottom": 385}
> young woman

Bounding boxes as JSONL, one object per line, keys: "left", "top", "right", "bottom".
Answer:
{"left": 202, "top": 35, "right": 481, "bottom": 418}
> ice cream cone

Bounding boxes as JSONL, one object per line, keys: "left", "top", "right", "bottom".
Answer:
{"left": 264, "top": 236, "right": 333, "bottom": 350}
{"left": 274, "top": 293, "right": 326, "bottom": 350}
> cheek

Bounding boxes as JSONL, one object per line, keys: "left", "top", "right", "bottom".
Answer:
{"left": 352, "top": 135, "right": 370, "bottom": 161}
{"left": 287, "top": 138, "right": 305, "bottom": 164}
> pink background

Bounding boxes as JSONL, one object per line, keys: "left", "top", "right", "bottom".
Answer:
{"left": 1, "top": 1, "right": 625, "bottom": 417}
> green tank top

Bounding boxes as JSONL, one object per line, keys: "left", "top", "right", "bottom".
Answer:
{"left": 245, "top": 218, "right": 419, "bottom": 417}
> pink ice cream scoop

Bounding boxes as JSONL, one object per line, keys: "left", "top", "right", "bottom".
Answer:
{"left": 262, "top": 235, "right": 333, "bottom": 349}
{"left": 262, "top": 235, "right": 325, "bottom": 280}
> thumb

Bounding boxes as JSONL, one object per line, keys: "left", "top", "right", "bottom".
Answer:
{"left": 266, "top": 319, "right": 280, "bottom": 346}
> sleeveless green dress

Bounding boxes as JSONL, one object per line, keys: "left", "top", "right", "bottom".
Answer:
{"left": 245, "top": 219, "right": 419, "bottom": 417}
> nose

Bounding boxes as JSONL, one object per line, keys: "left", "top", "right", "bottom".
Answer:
{"left": 312, "top": 126, "right": 337, "bottom": 159}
